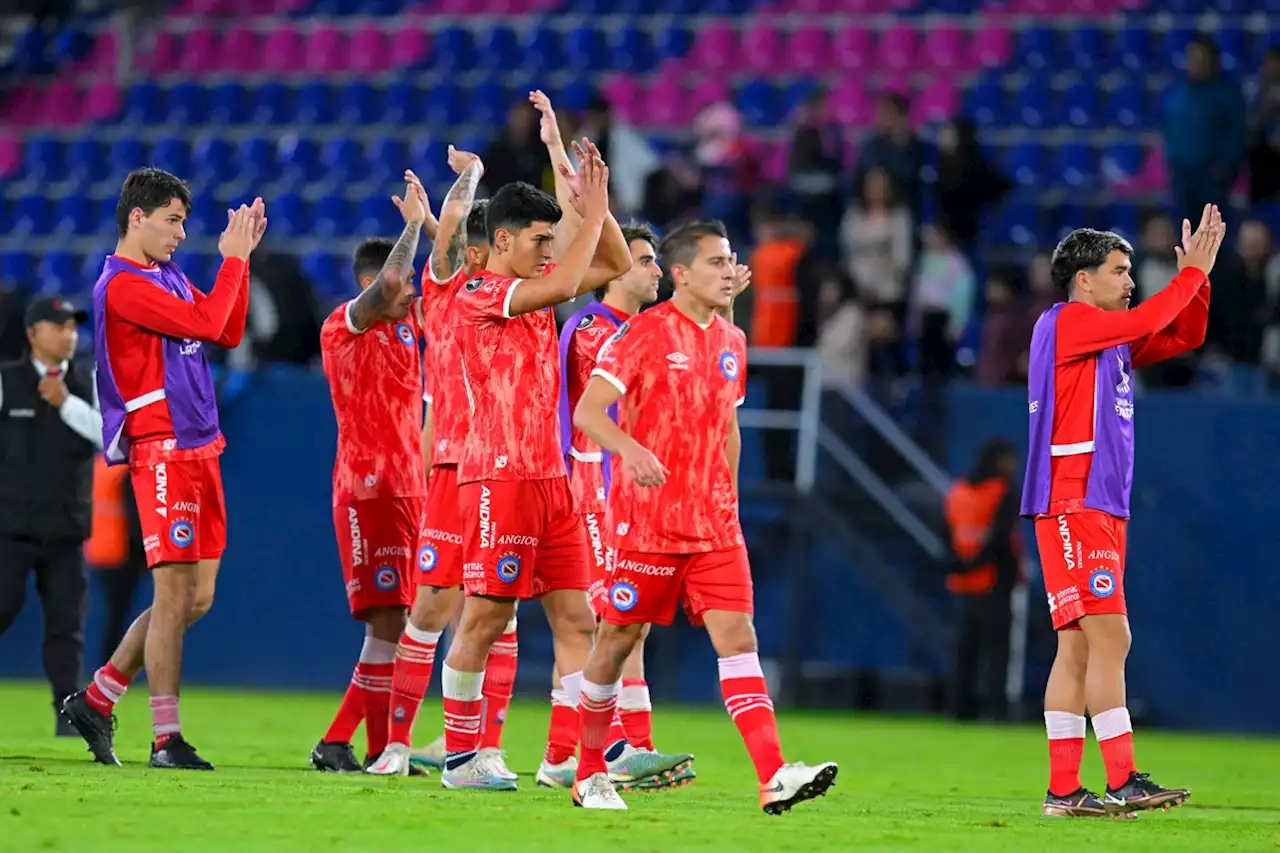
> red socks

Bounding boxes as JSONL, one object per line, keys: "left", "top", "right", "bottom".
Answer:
{"left": 1093, "top": 707, "right": 1136, "bottom": 790}
{"left": 85, "top": 662, "right": 131, "bottom": 716}
{"left": 576, "top": 680, "right": 620, "bottom": 780}
{"left": 387, "top": 625, "right": 442, "bottom": 748}
{"left": 618, "top": 678, "right": 653, "bottom": 750}
{"left": 441, "top": 665, "right": 484, "bottom": 763}
{"left": 545, "top": 693, "right": 579, "bottom": 765}
{"left": 150, "top": 695, "right": 180, "bottom": 748}
{"left": 1045, "top": 711, "right": 1086, "bottom": 795}
{"left": 323, "top": 681, "right": 364, "bottom": 744}
{"left": 718, "top": 653, "right": 785, "bottom": 784}
{"left": 479, "top": 620, "right": 518, "bottom": 751}
{"left": 353, "top": 636, "right": 397, "bottom": 759}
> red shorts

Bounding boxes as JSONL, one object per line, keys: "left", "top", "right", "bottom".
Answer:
{"left": 583, "top": 512, "right": 609, "bottom": 617}
{"left": 334, "top": 497, "right": 421, "bottom": 619}
{"left": 417, "top": 465, "right": 465, "bottom": 588}
{"left": 459, "top": 478, "right": 589, "bottom": 600}
{"left": 1034, "top": 509, "right": 1127, "bottom": 631}
{"left": 601, "top": 545, "right": 753, "bottom": 627}
{"left": 130, "top": 455, "right": 226, "bottom": 568}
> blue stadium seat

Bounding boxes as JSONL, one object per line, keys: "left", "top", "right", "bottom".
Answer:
{"left": 1054, "top": 143, "right": 1095, "bottom": 188}
{"left": 382, "top": 80, "right": 425, "bottom": 124}
{"left": 106, "top": 138, "right": 148, "bottom": 184}
{"left": 1049, "top": 202, "right": 1089, "bottom": 241}
{"left": 268, "top": 194, "right": 308, "bottom": 239}
{"left": 963, "top": 79, "right": 1008, "bottom": 128}
{"left": 237, "top": 136, "right": 278, "bottom": 184}
{"left": 1004, "top": 141, "right": 1046, "bottom": 187}
{"left": 736, "top": 80, "right": 779, "bottom": 128}
{"left": 1107, "top": 81, "right": 1148, "bottom": 129}
{"left": 1165, "top": 0, "right": 1211, "bottom": 13}
{"left": 321, "top": 138, "right": 367, "bottom": 185}
{"left": 122, "top": 81, "right": 165, "bottom": 125}
{"left": 1060, "top": 81, "right": 1097, "bottom": 129}
{"left": 355, "top": 195, "right": 399, "bottom": 236}
{"left": 468, "top": 81, "right": 510, "bottom": 126}
{"left": 988, "top": 201, "right": 1045, "bottom": 248}
{"left": 522, "top": 26, "right": 564, "bottom": 74}
{"left": 251, "top": 82, "right": 294, "bottom": 125}
{"left": 301, "top": 251, "right": 348, "bottom": 300}
{"left": 52, "top": 194, "right": 94, "bottom": 237}
{"left": 1163, "top": 27, "right": 1198, "bottom": 71}
{"left": 38, "top": 252, "right": 79, "bottom": 294}
{"left": 653, "top": 25, "right": 691, "bottom": 61}
{"left": 167, "top": 81, "right": 208, "bottom": 126}
{"left": 336, "top": 81, "right": 380, "bottom": 125}
{"left": 1217, "top": 24, "right": 1248, "bottom": 73}
{"left": 432, "top": 27, "right": 476, "bottom": 72}
{"left": 475, "top": 27, "right": 517, "bottom": 72}
{"left": 407, "top": 138, "right": 449, "bottom": 186}
{"left": 279, "top": 135, "right": 323, "bottom": 184}
{"left": 0, "top": 250, "right": 34, "bottom": 287}
{"left": 563, "top": 25, "right": 606, "bottom": 73}
{"left": 66, "top": 138, "right": 106, "bottom": 186}
{"left": 91, "top": 196, "right": 117, "bottom": 236}
{"left": 1017, "top": 26, "right": 1058, "bottom": 71}
{"left": 10, "top": 25, "right": 49, "bottom": 75}
{"left": 208, "top": 83, "right": 250, "bottom": 125}
{"left": 422, "top": 81, "right": 461, "bottom": 127}
{"left": 780, "top": 80, "right": 820, "bottom": 119}
{"left": 1064, "top": 25, "right": 1104, "bottom": 72}
{"left": 295, "top": 81, "right": 335, "bottom": 125}
{"left": 186, "top": 190, "right": 223, "bottom": 239}
{"left": 192, "top": 137, "right": 237, "bottom": 186}
{"left": 1097, "top": 202, "right": 1139, "bottom": 241}
{"left": 25, "top": 135, "right": 66, "bottom": 182}
{"left": 367, "top": 138, "right": 408, "bottom": 186}
{"left": 180, "top": 252, "right": 215, "bottom": 291}
{"left": 152, "top": 137, "right": 194, "bottom": 180}
{"left": 703, "top": 0, "right": 751, "bottom": 13}
{"left": 609, "top": 26, "right": 654, "bottom": 74}
{"left": 554, "top": 80, "right": 597, "bottom": 113}
{"left": 1012, "top": 79, "right": 1051, "bottom": 129}
{"left": 1111, "top": 26, "right": 1148, "bottom": 72}
{"left": 1099, "top": 140, "right": 1145, "bottom": 181}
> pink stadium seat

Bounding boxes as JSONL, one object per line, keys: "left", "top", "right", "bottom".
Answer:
{"left": 180, "top": 28, "right": 222, "bottom": 75}
{"left": 436, "top": 0, "right": 473, "bottom": 12}
{"left": 780, "top": 0, "right": 838, "bottom": 11}
{"left": 1, "top": 83, "right": 41, "bottom": 127}
{"left": 740, "top": 22, "right": 782, "bottom": 74}
{"left": 0, "top": 136, "right": 22, "bottom": 179}
{"left": 74, "top": 30, "right": 117, "bottom": 76}
{"left": 144, "top": 29, "right": 182, "bottom": 75}
{"left": 688, "top": 78, "right": 731, "bottom": 114}
{"left": 969, "top": 24, "right": 1012, "bottom": 69}
{"left": 389, "top": 28, "right": 430, "bottom": 68}
{"left": 601, "top": 76, "right": 642, "bottom": 124}
{"left": 42, "top": 80, "right": 82, "bottom": 128}
{"left": 222, "top": 26, "right": 262, "bottom": 74}
{"left": 689, "top": 23, "right": 739, "bottom": 71}
{"left": 913, "top": 78, "right": 958, "bottom": 125}
{"left": 785, "top": 26, "right": 830, "bottom": 74}
{"left": 832, "top": 25, "right": 872, "bottom": 72}
{"left": 877, "top": 24, "right": 917, "bottom": 73}
{"left": 349, "top": 25, "right": 392, "bottom": 74}
{"left": 84, "top": 80, "right": 123, "bottom": 123}
{"left": 920, "top": 24, "right": 967, "bottom": 73}
{"left": 262, "top": 27, "right": 306, "bottom": 75}
{"left": 828, "top": 80, "right": 873, "bottom": 128}
{"left": 646, "top": 78, "right": 690, "bottom": 127}
{"left": 830, "top": 0, "right": 881, "bottom": 11}
{"left": 186, "top": 0, "right": 234, "bottom": 14}
{"left": 306, "top": 25, "right": 349, "bottom": 74}
{"left": 761, "top": 139, "right": 790, "bottom": 183}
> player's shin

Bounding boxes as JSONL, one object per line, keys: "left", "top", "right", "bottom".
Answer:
{"left": 1080, "top": 615, "right": 1135, "bottom": 790}
{"left": 717, "top": 651, "right": 785, "bottom": 784}
{"left": 145, "top": 563, "right": 195, "bottom": 749}
{"left": 1044, "top": 633, "right": 1089, "bottom": 796}
{"left": 353, "top": 632, "right": 398, "bottom": 760}
{"left": 619, "top": 633, "right": 653, "bottom": 750}
{"left": 479, "top": 612, "right": 518, "bottom": 751}
{"left": 388, "top": 624, "right": 443, "bottom": 747}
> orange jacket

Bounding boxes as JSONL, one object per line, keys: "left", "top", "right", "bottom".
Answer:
{"left": 84, "top": 456, "right": 128, "bottom": 568}
{"left": 749, "top": 238, "right": 805, "bottom": 348}
{"left": 944, "top": 477, "right": 1013, "bottom": 595}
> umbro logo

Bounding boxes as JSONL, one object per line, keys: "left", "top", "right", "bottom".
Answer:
{"left": 666, "top": 352, "right": 689, "bottom": 370}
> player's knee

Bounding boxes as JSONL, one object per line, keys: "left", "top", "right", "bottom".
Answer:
{"left": 410, "top": 586, "right": 456, "bottom": 633}
{"left": 705, "top": 613, "right": 758, "bottom": 658}
{"left": 597, "top": 622, "right": 643, "bottom": 668}
{"left": 187, "top": 589, "right": 214, "bottom": 625}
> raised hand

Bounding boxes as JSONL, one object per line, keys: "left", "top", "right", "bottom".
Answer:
{"left": 218, "top": 205, "right": 254, "bottom": 260}
{"left": 730, "top": 253, "right": 752, "bottom": 299}
{"left": 1174, "top": 203, "right": 1227, "bottom": 274}
{"left": 247, "top": 196, "right": 268, "bottom": 251}
{"left": 447, "top": 145, "right": 480, "bottom": 177}
{"left": 392, "top": 170, "right": 429, "bottom": 225}
{"left": 529, "top": 89, "right": 563, "bottom": 149}
{"left": 575, "top": 138, "right": 610, "bottom": 221}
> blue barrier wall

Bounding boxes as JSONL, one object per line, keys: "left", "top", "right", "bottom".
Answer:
{"left": 2, "top": 374, "right": 1278, "bottom": 732}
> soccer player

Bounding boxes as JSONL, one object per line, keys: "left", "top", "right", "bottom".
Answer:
{"left": 61, "top": 168, "right": 265, "bottom": 769}
{"left": 311, "top": 171, "right": 434, "bottom": 773}
{"left": 540, "top": 222, "right": 696, "bottom": 792}
{"left": 570, "top": 220, "right": 838, "bottom": 812}
{"left": 436, "top": 147, "right": 635, "bottom": 792}
{"left": 1026, "top": 207, "right": 1223, "bottom": 818}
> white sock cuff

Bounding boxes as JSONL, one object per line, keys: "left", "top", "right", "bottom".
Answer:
{"left": 1091, "top": 707, "right": 1133, "bottom": 742}
{"left": 441, "top": 665, "right": 484, "bottom": 701}
{"left": 404, "top": 624, "right": 443, "bottom": 645}
{"left": 581, "top": 679, "right": 622, "bottom": 703}
{"left": 1044, "top": 711, "right": 1087, "bottom": 740}
{"left": 503, "top": 613, "right": 518, "bottom": 634}
{"left": 550, "top": 688, "right": 574, "bottom": 708}
{"left": 717, "top": 652, "right": 764, "bottom": 681}
{"left": 559, "top": 670, "right": 584, "bottom": 708}
{"left": 618, "top": 683, "right": 651, "bottom": 711}
{"left": 360, "top": 636, "right": 399, "bottom": 664}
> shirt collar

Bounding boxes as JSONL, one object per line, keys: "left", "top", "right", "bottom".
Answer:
{"left": 32, "top": 358, "right": 69, "bottom": 377}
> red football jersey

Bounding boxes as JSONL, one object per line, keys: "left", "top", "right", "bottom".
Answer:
{"left": 453, "top": 269, "right": 566, "bottom": 484}
{"left": 564, "top": 306, "right": 630, "bottom": 514}
{"left": 320, "top": 300, "right": 427, "bottom": 505}
{"left": 421, "top": 268, "right": 471, "bottom": 467}
{"left": 593, "top": 301, "right": 748, "bottom": 554}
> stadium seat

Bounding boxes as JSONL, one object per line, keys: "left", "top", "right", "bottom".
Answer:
{"left": 785, "top": 27, "right": 831, "bottom": 74}
{"left": 1064, "top": 24, "right": 1104, "bottom": 71}
{"left": 1004, "top": 141, "right": 1046, "bottom": 187}
{"left": 24, "top": 135, "right": 66, "bottom": 182}
{"left": 468, "top": 82, "right": 509, "bottom": 126}
{"left": 522, "top": 26, "right": 564, "bottom": 74}
{"left": 269, "top": 194, "right": 308, "bottom": 239}
{"left": 829, "top": 79, "right": 873, "bottom": 128}
{"left": 1060, "top": 80, "right": 1097, "bottom": 128}
{"left": 0, "top": 250, "right": 34, "bottom": 287}
{"left": 321, "top": 138, "right": 367, "bottom": 185}
{"left": 653, "top": 25, "right": 691, "bottom": 62}
{"left": 0, "top": 136, "right": 19, "bottom": 179}
{"left": 1216, "top": 24, "right": 1248, "bottom": 72}
{"left": 307, "top": 25, "right": 350, "bottom": 74}
{"left": 1054, "top": 142, "right": 1095, "bottom": 188}
{"left": 740, "top": 22, "right": 782, "bottom": 74}
{"left": 1097, "top": 202, "right": 1139, "bottom": 240}
{"left": 914, "top": 79, "right": 959, "bottom": 126}
{"left": 920, "top": 24, "right": 967, "bottom": 73}
{"left": 223, "top": 25, "right": 262, "bottom": 74}
{"left": 237, "top": 136, "right": 279, "bottom": 184}
{"left": 42, "top": 80, "right": 82, "bottom": 128}
{"left": 735, "top": 80, "right": 778, "bottom": 128}
{"left": 689, "top": 77, "right": 732, "bottom": 117}
{"left": 1110, "top": 25, "right": 1148, "bottom": 71}
{"left": 313, "top": 196, "right": 354, "bottom": 239}
{"left": 208, "top": 83, "right": 250, "bottom": 125}
{"left": 1099, "top": 140, "right": 1145, "bottom": 182}
{"left": 554, "top": 80, "right": 596, "bottom": 112}
{"left": 877, "top": 24, "right": 918, "bottom": 73}
{"left": 1012, "top": 78, "right": 1052, "bottom": 128}
{"left": 355, "top": 195, "right": 400, "bottom": 236}
{"left": 611, "top": 25, "right": 655, "bottom": 74}
{"left": 963, "top": 78, "right": 1008, "bottom": 128}
{"left": 52, "top": 194, "right": 94, "bottom": 237}
{"left": 562, "top": 25, "right": 605, "bottom": 73}
{"left": 367, "top": 138, "right": 408, "bottom": 186}
{"left": 106, "top": 138, "right": 147, "bottom": 184}
{"left": 152, "top": 137, "right": 194, "bottom": 180}
{"left": 192, "top": 136, "right": 237, "bottom": 185}
{"left": 349, "top": 25, "right": 393, "bottom": 74}
{"left": 832, "top": 25, "right": 873, "bottom": 72}
{"left": 143, "top": 29, "right": 182, "bottom": 75}
{"left": 65, "top": 138, "right": 106, "bottom": 184}
{"left": 262, "top": 27, "right": 306, "bottom": 75}
{"left": 38, "top": 252, "right": 79, "bottom": 293}
{"left": 336, "top": 81, "right": 380, "bottom": 125}
{"left": 1107, "top": 81, "right": 1149, "bottom": 129}
{"left": 91, "top": 196, "right": 118, "bottom": 236}
{"left": 689, "top": 23, "right": 738, "bottom": 72}
{"left": 165, "top": 81, "right": 207, "bottom": 126}
{"left": 1017, "top": 26, "right": 1057, "bottom": 71}
{"left": 122, "top": 81, "right": 165, "bottom": 125}
{"left": 251, "top": 82, "right": 295, "bottom": 125}
{"left": 84, "top": 81, "right": 124, "bottom": 124}
{"left": 431, "top": 28, "right": 476, "bottom": 72}
{"left": 180, "top": 28, "right": 222, "bottom": 75}
{"left": 295, "top": 81, "right": 336, "bottom": 125}
{"left": 388, "top": 27, "right": 430, "bottom": 70}
{"left": 638, "top": 78, "right": 683, "bottom": 127}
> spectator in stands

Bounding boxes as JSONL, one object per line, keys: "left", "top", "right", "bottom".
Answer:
{"left": 840, "top": 167, "right": 913, "bottom": 322}
{"left": 575, "top": 93, "right": 660, "bottom": 218}
{"left": 641, "top": 160, "right": 702, "bottom": 234}
{"left": 815, "top": 269, "right": 866, "bottom": 390}
{"left": 974, "top": 267, "right": 1028, "bottom": 387}
{"left": 855, "top": 93, "right": 925, "bottom": 218}
{"left": 910, "top": 220, "right": 975, "bottom": 382}
{"left": 1018, "top": 254, "right": 1058, "bottom": 381}
{"left": 1206, "top": 220, "right": 1273, "bottom": 368}
{"left": 1162, "top": 38, "right": 1247, "bottom": 216}
{"left": 693, "top": 102, "right": 759, "bottom": 242}
{"left": 1246, "top": 48, "right": 1280, "bottom": 204}
{"left": 932, "top": 118, "right": 1011, "bottom": 253}
{"left": 480, "top": 100, "right": 551, "bottom": 197}
{"left": 1132, "top": 211, "right": 1179, "bottom": 302}
{"left": 786, "top": 104, "right": 844, "bottom": 259}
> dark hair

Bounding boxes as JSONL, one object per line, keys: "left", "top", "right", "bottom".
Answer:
{"left": 968, "top": 438, "right": 1016, "bottom": 483}
{"left": 595, "top": 223, "right": 659, "bottom": 300}
{"left": 485, "top": 182, "right": 562, "bottom": 243}
{"left": 115, "top": 167, "right": 192, "bottom": 237}
{"left": 352, "top": 237, "right": 394, "bottom": 283}
{"left": 658, "top": 220, "right": 729, "bottom": 271}
{"left": 465, "top": 200, "right": 489, "bottom": 246}
{"left": 1050, "top": 228, "right": 1133, "bottom": 293}
{"left": 880, "top": 93, "right": 909, "bottom": 116}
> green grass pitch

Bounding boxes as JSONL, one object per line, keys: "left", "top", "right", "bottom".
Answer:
{"left": 2, "top": 681, "right": 1278, "bottom": 852}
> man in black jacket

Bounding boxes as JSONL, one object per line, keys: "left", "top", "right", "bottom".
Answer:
{"left": 0, "top": 297, "right": 102, "bottom": 734}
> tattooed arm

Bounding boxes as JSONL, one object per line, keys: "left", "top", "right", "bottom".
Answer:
{"left": 349, "top": 222, "right": 423, "bottom": 332}
{"left": 429, "top": 149, "right": 483, "bottom": 285}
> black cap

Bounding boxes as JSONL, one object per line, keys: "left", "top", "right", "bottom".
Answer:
{"left": 25, "top": 296, "right": 89, "bottom": 328}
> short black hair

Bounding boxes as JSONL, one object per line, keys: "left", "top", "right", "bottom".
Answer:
{"left": 465, "top": 200, "right": 489, "bottom": 246}
{"left": 658, "top": 220, "right": 729, "bottom": 271}
{"left": 1050, "top": 228, "right": 1134, "bottom": 293}
{"left": 116, "top": 167, "right": 192, "bottom": 237}
{"left": 352, "top": 237, "right": 394, "bottom": 283}
{"left": 595, "top": 223, "right": 659, "bottom": 300}
{"left": 485, "top": 182, "right": 562, "bottom": 243}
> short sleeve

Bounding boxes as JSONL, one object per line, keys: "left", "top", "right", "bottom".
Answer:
{"left": 320, "top": 305, "right": 357, "bottom": 355}
{"left": 591, "top": 321, "right": 642, "bottom": 396}
{"left": 734, "top": 341, "right": 748, "bottom": 407}
{"left": 455, "top": 273, "right": 522, "bottom": 322}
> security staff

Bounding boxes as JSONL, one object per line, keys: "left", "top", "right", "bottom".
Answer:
{"left": 0, "top": 297, "right": 102, "bottom": 734}
{"left": 944, "top": 438, "right": 1022, "bottom": 721}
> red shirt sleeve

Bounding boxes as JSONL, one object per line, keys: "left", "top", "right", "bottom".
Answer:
{"left": 191, "top": 261, "right": 251, "bottom": 347}
{"left": 1130, "top": 282, "right": 1210, "bottom": 369}
{"left": 107, "top": 258, "right": 247, "bottom": 343}
{"left": 456, "top": 273, "right": 519, "bottom": 322}
{"left": 1055, "top": 267, "right": 1208, "bottom": 363}
{"left": 592, "top": 321, "right": 643, "bottom": 396}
